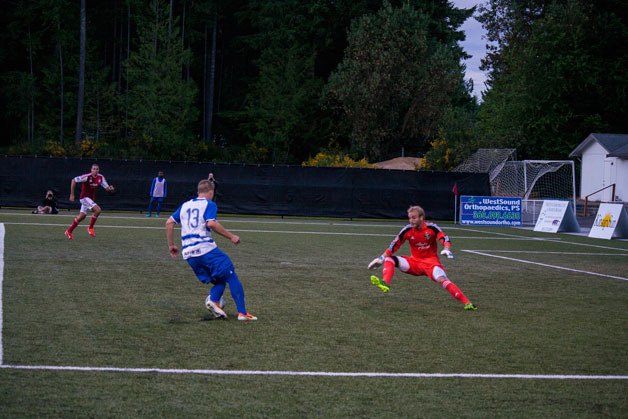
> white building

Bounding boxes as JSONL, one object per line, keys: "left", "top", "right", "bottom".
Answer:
{"left": 569, "top": 133, "right": 628, "bottom": 202}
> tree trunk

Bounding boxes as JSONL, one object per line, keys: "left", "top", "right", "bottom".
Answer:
{"left": 202, "top": 22, "right": 207, "bottom": 140}
{"left": 206, "top": 13, "right": 217, "bottom": 144}
{"left": 28, "top": 25, "right": 35, "bottom": 145}
{"left": 96, "top": 94, "right": 100, "bottom": 140}
{"left": 153, "top": 2, "right": 158, "bottom": 53}
{"left": 75, "top": 0, "right": 86, "bottom": 145}
{"left": 168, "top": 0, "right": 173, "bottom": 35}
{"left": 124, "top": 0, "right": 130, "bottom": 139}
{"left": 58, "top": 39, "right": 64, "bottom": 144}
{"left": 182, "top": 0, "right": 189, "bottom": 80}
{"left": 112, "top": 5, "right": 118, "bottom": 86}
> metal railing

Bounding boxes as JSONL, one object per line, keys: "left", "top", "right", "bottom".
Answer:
{"left": 583, "top": 184, "right": 616, "bottom": 216}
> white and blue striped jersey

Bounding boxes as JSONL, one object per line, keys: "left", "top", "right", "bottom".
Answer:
{"left": 169, "top": 197, "right": 218, "bottom": 260}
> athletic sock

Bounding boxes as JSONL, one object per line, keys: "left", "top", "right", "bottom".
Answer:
{"left": 68, "top": 218, "right": 79, "bottom": 233}
{"left": 382, "top": 259, "right": 395, "bottom": 285}
{"left": 442, "top": 280, "right": 470, "bottom": 305}
{"left": 89, "top": 215, "right": 98, "bottom": 228}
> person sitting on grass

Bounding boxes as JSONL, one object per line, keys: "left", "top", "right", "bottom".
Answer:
{"left": 33, "top": 190, "right": 59, "bottom": 214}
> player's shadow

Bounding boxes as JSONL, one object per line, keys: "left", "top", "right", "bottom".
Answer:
{"left": 166, "top": 311, "right": 225, "bottom": 323}
{"left": 200, "top": 313, "right": 227, "bottom": 321}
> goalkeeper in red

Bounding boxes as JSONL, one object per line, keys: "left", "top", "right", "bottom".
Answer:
{"left": 368, "top": 205, "right": 477, "bottom": 311}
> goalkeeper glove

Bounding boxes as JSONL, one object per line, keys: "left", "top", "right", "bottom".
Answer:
{"left": 368, "top": 255, "right": 385, "bottom": 269}
{"left": 440, "top": 248, "right": 455, "bottom": 259}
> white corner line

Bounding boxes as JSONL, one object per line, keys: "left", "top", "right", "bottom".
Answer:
{"left": 0, "top": 223, "right": 4, "bottom": 366}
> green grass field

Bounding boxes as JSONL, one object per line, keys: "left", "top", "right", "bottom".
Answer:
{"left": 0, "top": 209, "right": 627, "bottom": 417}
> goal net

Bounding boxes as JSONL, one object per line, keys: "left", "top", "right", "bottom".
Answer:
{"left": 455, "top": 152, "right": 577, "bottom": 225}
{"left": 491, "top": 160, "right": 576, "bottom": 204}
{"left": 453, "top": 148, "right": 517, "bottom": 184}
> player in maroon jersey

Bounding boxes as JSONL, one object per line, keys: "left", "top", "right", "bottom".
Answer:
{"left": 368, "top": 205, "right": 477, "bottom": 311}
{"left": 64, "top": 163, "right": 115, "bottom": 239}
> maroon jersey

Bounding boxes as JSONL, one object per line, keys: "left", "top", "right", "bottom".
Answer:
{"left": 384, "top": 222, "right": 451, "bottom": 261}
{"left": 74, "top": 173, "right": 109, "bottom": 200}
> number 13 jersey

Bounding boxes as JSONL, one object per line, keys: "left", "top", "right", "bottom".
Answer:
{"left": 170, "top": 197, "right": 217, "bottom": 259}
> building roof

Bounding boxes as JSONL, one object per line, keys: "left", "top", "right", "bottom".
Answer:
{"left": 373, "top": 157, "right": 422, "bottom": 171}
{"left": 569, "top": 133, "right": 628, "bottom": 157}
{"left": 607, "top": 143, "right": 628, "bottom": 158}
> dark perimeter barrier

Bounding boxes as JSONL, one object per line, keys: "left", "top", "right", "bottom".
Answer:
{"left": 0, "top": 156, "right": 489, "bottom": 220}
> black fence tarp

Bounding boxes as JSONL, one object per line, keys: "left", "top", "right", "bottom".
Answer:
{"left": 0, "top": 156, "right": 490, "bottom": 220}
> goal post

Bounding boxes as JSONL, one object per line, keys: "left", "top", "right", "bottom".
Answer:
{"left": 454, "top": 151, "right": 577, "bottom": 217}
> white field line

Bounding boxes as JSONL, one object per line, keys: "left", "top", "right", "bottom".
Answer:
{"left": 462, "top": 250, "right": 628, "bottom": 281}
{"left": 1, "top": 211, "right": 626, "bottom": 242}
{"left": 0, "top": 211, "right": 572, "bottom": 234}
{"left": 0, "top": 212, "right": 406, "bottom": 228}
{"left": 0, "top": 222, "right": 587, "bottom": 242}
{"left": 1, "top": 364, "right": 626, "bottom": 380}
{"left": 0, "top": 224, "right": 4, "bottom": 366}
{"left": 0, "top": 222, "right": 548, "bottom": 239}
{"left": 466, "top": 250, "right": 628, "bottom": 256}
{"left": 0, "top": 212, "right": 545, "bottom": 232}
{"left": 461, "top": 228, "right": 628, "bottom": 251}
{"left": 532, "top": 237, "right": 628, "bottom": 251}
{"left": 4, "top": 221, "right": 628, "bottom": 252}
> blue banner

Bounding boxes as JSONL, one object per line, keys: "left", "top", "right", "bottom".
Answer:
{"left": 460, "top": 196, "right": 522, "bottom": 226}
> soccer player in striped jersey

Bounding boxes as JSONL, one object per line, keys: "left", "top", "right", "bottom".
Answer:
{"left": 65, "top": 163, "right": 114, "bottom": 239}
{"left": 165, "top": 179, "right": 257, "bottom": 321}
{"left": 368, "top": 205, "right": 477, "bottom": 311}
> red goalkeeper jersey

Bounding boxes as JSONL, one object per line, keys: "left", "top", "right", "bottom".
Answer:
{"left": 384, "top": 222, "right": 451, "bottom": 261}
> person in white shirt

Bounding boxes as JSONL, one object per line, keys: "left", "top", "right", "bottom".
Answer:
{"left": 147, "top": 171, "right": 167, "bottom": 217}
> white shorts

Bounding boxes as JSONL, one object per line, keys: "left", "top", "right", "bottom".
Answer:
{"left": 79, "top": 197, "right": 98, "bottom": 214}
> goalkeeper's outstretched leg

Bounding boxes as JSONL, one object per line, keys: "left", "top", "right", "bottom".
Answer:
{"left": 434, "top": 272, "right": 477, "bottom": 311}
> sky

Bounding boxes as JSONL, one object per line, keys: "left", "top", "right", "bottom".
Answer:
{"left": 451, "top": 0, "right": 488, "bottom": 100}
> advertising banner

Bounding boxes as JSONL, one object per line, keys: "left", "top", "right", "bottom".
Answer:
{"left": 588, "top": 203, "right": 628, "bottom": 239}
{"left": 533, "top": 200, "right": 581, "bottom": 233}
{"left": 459, "top": 196, "right": 522, "bottom": 226}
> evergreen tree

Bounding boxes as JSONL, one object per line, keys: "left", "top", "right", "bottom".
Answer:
{"left": 125, "top": 0, "right": 198, "bottom": 159}
{"left": 477, "top": 0, "right": 628, "bottom": 158}
{"left": 237, "top": 1, "right": 335, "bottom": 163}
{"left": 325, "top": 1, "right": 469, "bottom": 161}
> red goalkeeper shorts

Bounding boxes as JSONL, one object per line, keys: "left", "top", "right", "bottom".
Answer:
{"left": 397, "top": 256, "right": 447, "bottom": 282}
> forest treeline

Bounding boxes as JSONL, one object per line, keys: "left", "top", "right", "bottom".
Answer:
{"left": 1, "top": 0, "right": 626, "bottom": 169}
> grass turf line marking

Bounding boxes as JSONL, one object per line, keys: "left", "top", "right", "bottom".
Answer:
{"left": 0, "top": 224, "right": 4, "bottom": 365}
{"left": 0, "top": 222, "right": 555, "bottom": 241}
{"left": 1, "top": 364, "right": 627, "bottom": 380}
{"left": 459, "top": 226, "right": 628, "bottom": 252}
{"left": 462, "top": 249, "right": 628, "bottom": 281}
{"left": 466, "top": 250, "right": 627, "bottom": 256}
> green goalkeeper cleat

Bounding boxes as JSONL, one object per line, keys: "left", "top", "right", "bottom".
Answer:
{"left": 464, "top": 303, "right": 478, "bottom": 311}
{"left": 370, "top": 275, "right": 390, "bottom": 293}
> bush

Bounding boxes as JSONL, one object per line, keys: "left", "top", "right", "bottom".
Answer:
{"left": 302, "top": 151, "right": 372, "bottom": 168}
